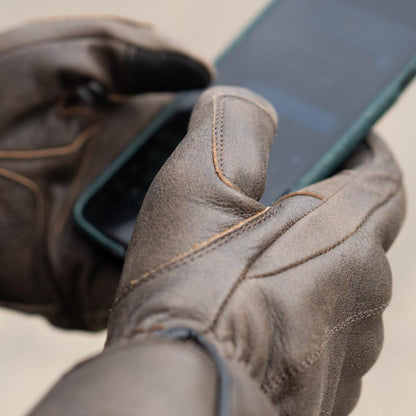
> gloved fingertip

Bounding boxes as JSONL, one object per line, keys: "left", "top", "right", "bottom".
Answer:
{"left": 198, "top": 85, "right": 278, "bottom": 133}
{"left": 188, "top": 86, "right": 278, "bottom": 201}
{"left": 122, "top": 46, "right": 215, "bottom": 94}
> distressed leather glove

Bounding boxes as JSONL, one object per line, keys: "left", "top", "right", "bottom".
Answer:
{"left": 30, "top": 87, "right": 405, "bottom": 416}
{"left": 0, "top": 17, "right": 213, "bottom": 329}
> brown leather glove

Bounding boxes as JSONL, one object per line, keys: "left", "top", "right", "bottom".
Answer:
{"left": 0, "top": 17, "right": 213, "bottom": 330}
{"left": 30, "top": 87, "right": 405, "bottom": 416}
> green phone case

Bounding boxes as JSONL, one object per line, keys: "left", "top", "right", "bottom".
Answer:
{"left": 74, "top": 0, "right": 416, "bottom": 258}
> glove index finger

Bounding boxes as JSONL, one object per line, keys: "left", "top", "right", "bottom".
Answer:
{"left": 266, "top": 134, "right": 405, "bottom": 270}
{"left": 0, "top": 16, "right": 214, "bottom": 125}
{"left": 304, "top": 133, "right": 402, "bottom": 204}
{"left": 245, "top": 133, "right": 404, "bottom": 286}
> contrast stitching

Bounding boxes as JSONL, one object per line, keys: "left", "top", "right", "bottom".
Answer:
{"left": 206, "top": 199, "right": 326, "bottom": 331}
{"left": 211, "top": 93, "right": 277, "bottom": 192}
{"left": 113, "top": 207, "right": 270, "bottom": 304}
{"left": 114, "top": 170, "right": 356, "bottom": 309}
{"left": 261, "top": 302, "right": 388, "bottom": 393}
{"left": 205, "top": 175, "right": 399, "bottom": 334}
{"left": 112, "top": 192, "right": 329, "bottom": 307}
{"left": 216, "top": 93, "right": 277, "bottom": 131}
{"left": 52, "top": 127, "right": 99, "bottom": 237}
{"left": 0, "top": 124, "right": 99, "bottom": 160}
{"left": 276, "top": 190, "right": 326, "bottom": 203}
{"left": 247, "top": 182, "right": 401, "bottom": 280}
{"left": 212, "top": 96, "right": 237, "bottom": 191}
{"left": 0, "top": 167, "right": 45, "bottom": 228}
{"left": 0, "top": 168, "right": 62, "bottom": 300}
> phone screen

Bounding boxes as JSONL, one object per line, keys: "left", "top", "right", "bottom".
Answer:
{"left": 83, "top": 0, "right": 416, "bottom": 248}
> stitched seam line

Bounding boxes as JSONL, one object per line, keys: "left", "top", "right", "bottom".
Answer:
{"left": 119, "top": 200, "right": 324, "bottom": 339}
{"left": 205, "top": 200, "right": 327, "bottom": 331}
{"left": 205, "top": 176, "right": 399, "bottom": 335}
{"left": 113, "top": 206, "right": 271, "bottom": 304}
{"left": 0, "top": 124, "right": 99, "bottom": 159}
{"left": 212, "top": 95, "right": 237, "bottom": 191}
{"left": 248, "top": 182, "right": 401, "bottom": 280}
{"left": 114, "top": 192, "right": 325, "bottom": 309}
{"left": 216, "top": 93, "right": 277, "bottom": 130}
{"left": 211, "top": 93, "right": 277, "bottom": 192}
{"left": 261, "top": 302, "right": 388, "bottom": 394}
{"left": 112, "top": 187, "right": 345, "bottom": 308}
{"left": 0, "top": 168, "right": 62, "bottom": 302}
{"left": 52, "top": 128, "right": 99, "bottom": 237}
{"left": 0, "top": 167, "right": 44, "bottom": 227}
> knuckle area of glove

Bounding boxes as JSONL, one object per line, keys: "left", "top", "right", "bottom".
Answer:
{"left": 109, "top": 195, "right": 327, "bottom": 340}
{"left": 245, "top": 172, "right": 400, "bottom": 279}
{"left": 261, "top": 309, "right": 385, "bottom": 407}
{"left": 213, "top": 243, "right": 390, "bottom": 380}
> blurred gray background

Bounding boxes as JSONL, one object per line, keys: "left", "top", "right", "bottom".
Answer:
{"left": 0, "top": 1, "right": 415, "bottom": 415}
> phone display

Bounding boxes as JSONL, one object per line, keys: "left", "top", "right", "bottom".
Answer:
{"left": 76, "top": 0, "right": 416, "bottom": 256}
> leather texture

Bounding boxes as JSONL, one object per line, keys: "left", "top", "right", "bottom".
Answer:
{"left": 0, "top": 17, "right": 213, "bottom": 330}
{"left": 30, "top": 86, "right": 405, "bottom": 416}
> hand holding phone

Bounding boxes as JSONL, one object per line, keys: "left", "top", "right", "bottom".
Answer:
{"left": 0, "top": 16, "right": 213, "bottom": 330}
{"left": 76, "top": 0, "right": 416, "bottom": 256}
{"left": 102, "top": 86, "right": 404, "bottom": 416}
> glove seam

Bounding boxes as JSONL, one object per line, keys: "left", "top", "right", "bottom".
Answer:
{"left": 216, "top": 93, "right": 278, "bottom": 131}
{"left": 0, "top": 167, "right": 61, "bottom": 303}
{"left": 113, "top": 191, "right": 325, "bottom": 307}
{"left": 206, "top": 175, "right": 366, "bottom": 331}
{"left": 206, "top": 173, "right": 400, "bottom": 333}
{"left": 52, "top": 128, "right": 99, "bottom": 237}
{"left": 246, "top": 180, "right": 402, "bottom": 280}
{"left": 261, "top": 301, "right": 389, "bottom": 395}
{"left": 114, "top": 149, "right": 384, "bottom": 311}
{"left": 211, "top": 93, "right": 278, "bottom": 194}
{"left": 0, "top": 123, "right": 98, "bottom": 159}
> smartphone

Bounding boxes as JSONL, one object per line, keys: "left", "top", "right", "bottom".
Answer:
{"left": 74, "top": 0, "right": 416, "bottom": 258}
